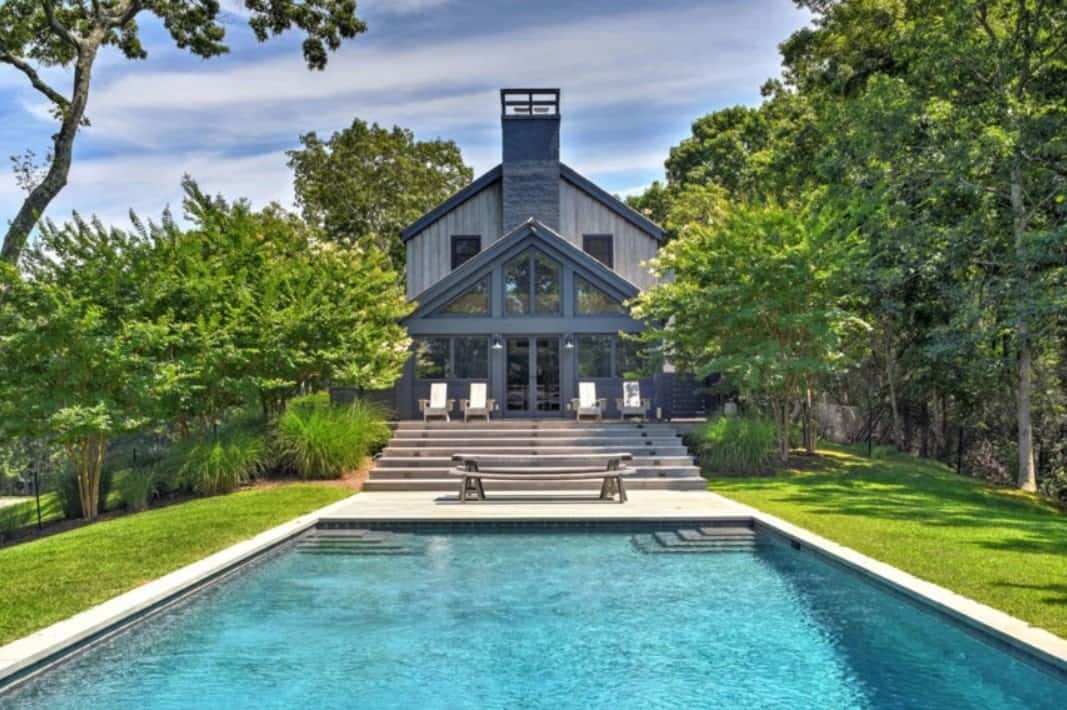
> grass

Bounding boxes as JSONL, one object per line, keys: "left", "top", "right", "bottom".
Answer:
{"left": 0, "top": 492, "right": 64, "bottom": 539}
{"left": 707, "top": 444, "right": 1067, "bottom": 638}
{"left": 0, "top": 485, "right": 350, "bottom": 645}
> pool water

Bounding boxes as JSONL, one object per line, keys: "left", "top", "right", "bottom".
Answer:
{"left": 4, "top": 528, "right": 1063, "bottom": 709}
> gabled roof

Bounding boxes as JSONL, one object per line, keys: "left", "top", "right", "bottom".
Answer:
{"left": 406, "top": 218, "right": 641, "bottom": 319}
{"left": 400, "top": 162, "right": 665, "bottom": 243}
{"left": 400, "top": 165, "right": 502, "bottom": 242}
{"left": 559, "top": 163, "right": 665, "bottom": 241}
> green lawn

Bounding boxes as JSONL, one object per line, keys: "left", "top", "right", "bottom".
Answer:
{"left": 708, "top": 446, "right": 1067, "bottom": 638}
{"left": 0, "top": 486, "right": 350, "bottom": 645}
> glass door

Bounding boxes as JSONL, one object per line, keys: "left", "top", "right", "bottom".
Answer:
{"left": 505, "top": 336, "right": 561, "bottom": 415}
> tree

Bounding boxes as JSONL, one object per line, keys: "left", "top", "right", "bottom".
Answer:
{"left": 632, "top": 190, "right": 860, "bottom": 462}
{"left": 287, "top": 118, "right": 472, "bottom": 265}
{"left": 784, "top": 0, "right": 1067, "bottom": 490}
{"left": 1, "top": 0, "right": 367, "bottom": 264}
{"left": 0, "top": 218, "right": 162, "bottom": 519}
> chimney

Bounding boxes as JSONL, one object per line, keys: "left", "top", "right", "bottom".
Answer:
{"left": 500, "top": 88, "right": 560, "bottom": 231}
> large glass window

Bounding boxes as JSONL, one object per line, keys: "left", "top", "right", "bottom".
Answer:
{"left": 414, "top": 337, "right": 449, "bottom": 379}
{"left": 453, "top": 336, "right": 489, "bottom": 379}
{"left": 504, "top": 250, "right": 561, "bottom": 315}
{"left": 616, "top": 337, "right": 643, "bottom": 376}
{"left": 414, "top": 336, "right": 489, "bottom": 379}
{"left": 504, "top": 253, "right": 531, "bottom": 314}
{"left": 577, "top": 335, "right": 613, "bottom": 378}
{"left": 441, "top": 278, "right": 489, "bottom": 315}
{"left": 534, "top": 252, "right": 561, "bottom": 314}
{"left": 576, "top": 275, "right": 624, "bottom": 314}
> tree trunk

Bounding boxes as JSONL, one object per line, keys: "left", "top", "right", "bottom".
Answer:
{"left": 1010, "top": 161, "right": 1037, "bottom": 492}
{"left": 883, "top": 330, "right": 903, "bottom": 449}
{"left": 803, "top": 386, "right": 816, "bottom": 454}
{"left": 773, "top": 399, "right": 790, "bottom": 464}
{"left": 1, "top": 38, "right": 99, "bottom": 264}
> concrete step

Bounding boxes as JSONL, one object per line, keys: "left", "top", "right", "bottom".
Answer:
{"left": 390, "top": 429, "right": 681, "bottom": 439}
{"left": 375, "top": 456, "right": 694, "bottom": 468}
{"left": 388, "top": 434, "right": 683, "bottom": 445}
{"left": 369, "top": 465, "right": 700, "bottom": 479}
{"left": 382, "top": 446, "right": 691, "bottom": 457}
{"left": 361, "top": 477, "right": 707, "bottom": 492}
{"left": 394, "top": 420, "right": 678, "bottom": 431}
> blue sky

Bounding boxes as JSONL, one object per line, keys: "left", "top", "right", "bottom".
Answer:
{"left": 0, "top": 0, "right": 809, "bottom": 227}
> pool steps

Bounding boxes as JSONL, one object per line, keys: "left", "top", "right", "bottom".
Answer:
{"left": 631, "top": 527, "right": 761, "bottom": 553}
{"left": 295, "top": 529, "right": 427, "bottom": 556}
{"left": 364, "top": 421, "right": 705, "bottom": 492}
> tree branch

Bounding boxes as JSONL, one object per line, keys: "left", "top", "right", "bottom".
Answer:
{"left": 0, "top": 52, "right": 70, "bottom": 108}
{"left": 41, "top": 0, "right": 81, "bottom": 49}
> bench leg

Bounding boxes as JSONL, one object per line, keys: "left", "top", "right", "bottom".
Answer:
{"left": 616, "top": 476, "right": 627, "bottom": 504}
{"left": 459, "top": 476, "right": 468, "bottom": 503}
{"left": 476, "top": 478, "right": 486, "bottom": 500}
{"left": 599, "top": 477, "right": 613, "bottom": 500}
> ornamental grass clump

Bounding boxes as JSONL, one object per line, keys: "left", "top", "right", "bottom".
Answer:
{"left": 274, "top": 393, "right": 390, "bottom": 480}
{"left": 167, "top": 422, "right": 268, "bottom": 496}
{"left": 694, "top": 417, "right": 778, "bottom": 476}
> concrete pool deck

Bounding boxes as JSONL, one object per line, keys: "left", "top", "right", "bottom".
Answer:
{"left": 2, "top": 488, "right": 1066, "bottom": 689}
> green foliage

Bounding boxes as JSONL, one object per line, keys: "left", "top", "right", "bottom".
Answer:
{"left": 633, "top": 198, "right": 862, "bottom": 461}
{"left": 114, "top": 468, "right": 158, "bottom": 513}
{"left": 273, "top": 393, "right": 389, "bottom": 479}
{"left": 288, "top": 118, "right": 473, "bottom": 265}
{"left": 166, "top": 422, "right": 268, "bottom": 496}
{"left": 690, "top": 417, "right": 778, "bottom": 475}
{"left": 56, "top": 466, "right": 113, "bottom": 520}
{"left": 0, "top": 486, "right": 350, "bottom": 644}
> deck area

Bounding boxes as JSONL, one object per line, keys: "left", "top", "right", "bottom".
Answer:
{"left": 320, "top": 489, "right": 749, "bottom": 523}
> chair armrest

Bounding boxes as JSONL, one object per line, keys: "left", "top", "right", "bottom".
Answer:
{"left": 447, "top": 399, "right": 456, "bottom": 410}
{"left": 459, "top": 398, "right": 470, "bottom": 410}
{"left": 486, "top": 399, "right": 496, "bottom": 410}
{"left": 417, "top": 399, "right": 429, "bottom": 412}
{"left": 615, "top": 398, "right": 624, "bottom": 410}
{"left": 597, "top": 398, "right": 607, "bottom": 409}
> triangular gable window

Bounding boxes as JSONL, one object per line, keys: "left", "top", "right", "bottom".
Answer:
{"left": 576, "top": 275, "right": 625, "bottom": 314}
{"left": 437, "top": 277, "right": 489, "bottom": 315}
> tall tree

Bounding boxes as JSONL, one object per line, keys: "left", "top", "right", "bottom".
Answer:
{"left": 632, "top": 189, "right": 859, "bottom": 462}
{"left": 287, "top": 118, "right": 472, "bottom": 265}
{"left": 785, "top": 0, "right": 1067, "bottom": 490}
{"left": 1, "top": 0, "right": 367, "bottom": 264}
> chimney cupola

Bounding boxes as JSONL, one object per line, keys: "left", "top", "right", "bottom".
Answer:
{"left": 500, "top": 88, "right": 561, "bottom": 231}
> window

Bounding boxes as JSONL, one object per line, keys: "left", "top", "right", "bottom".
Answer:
{"left": 441, "top": 278, "right": 489, "bottom": 315}
{"left": 583, "top": 234, "right": 613, "bottom": 268}
{"left": 451, "top": 235, "right": 481, "bottom": 270}
{"left": 414, "top": 336, "right": 489, "bottom": 379}
{"left": 615, "top": 338, "right": 643, "bottom": 376}
{"left": 576, "top": 275, "right": 624, "bottom": 314}
{"left": 504, "top": 249, "right": 561, "bottom": 315}
{"left": 533, "top": 252, "right": 561, "bottom": 314}
{"left": 577, "top": 335, "right": 613, "bottom": 378}
{"left": 504, "top": 253, "right": 531, "bottom": 314}
{"left": 414, "top": 337, "right": 449, "bottom": 379}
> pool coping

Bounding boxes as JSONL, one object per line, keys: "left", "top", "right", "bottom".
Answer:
{"left": 1, "top": 491, "right": 1065, "bottom": 689}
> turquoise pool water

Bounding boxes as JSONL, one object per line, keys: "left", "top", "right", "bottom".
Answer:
{"left": 3, "top": 528, "right": 1064, "bottom": 708}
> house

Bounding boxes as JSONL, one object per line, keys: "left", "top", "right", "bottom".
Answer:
{"left": 387, "top": 89, "right": 679, "bottom": 420}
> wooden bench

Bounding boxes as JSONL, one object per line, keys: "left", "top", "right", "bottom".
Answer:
{"left": 450, "top": 453, "right": 633, "bottom": 503}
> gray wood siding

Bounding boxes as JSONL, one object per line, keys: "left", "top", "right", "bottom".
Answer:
{"left": 557, "top": 179, "right": 659, "bottom": 290}
{"left": 406, "top": 181, "right": 503, "bottom": 299}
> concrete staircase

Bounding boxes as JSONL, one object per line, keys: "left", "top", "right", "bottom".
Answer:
{"left": 363, "top": 419, "right": 706, "bottom": 492}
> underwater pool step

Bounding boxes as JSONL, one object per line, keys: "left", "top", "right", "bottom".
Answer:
{"left": 631, "top": 529, "right": 762, "bottom": 554}
{"left": 296, "top": 531, "right": 427, "bottom": 556}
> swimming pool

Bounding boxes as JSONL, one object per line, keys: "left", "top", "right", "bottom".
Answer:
{"left": 3, "top": 524, "right": 1064, "bottom": 708}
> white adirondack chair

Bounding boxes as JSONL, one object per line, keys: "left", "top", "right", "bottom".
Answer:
{"left": 419, "top": 383, "right": 454, "bottom": 422}
{"left": 460, "top": 383, "right": 495, "bottom": 422}
{"left": 615, "top": 381, "right": 651, "bottom": 421}
{"left": 570, "top": 381, "right": 605, "bottom": 422}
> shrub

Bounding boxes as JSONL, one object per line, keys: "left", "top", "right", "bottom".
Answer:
{"left": 0, "top": 501, "right": 35, "bottom": 542}
{"left": 115, "top": 467, "right": 158, "bottom": 512}
{"left": 166, "top": 425, "right": 268, "bottom": 496}
{"left": 692, "top": 417, "right": 777, "bottom": 475}
{"left": 56, "top": 466, "right": 114, "bottom": 519}
{"left": 274, "top": 393, "right": 389, "bottom": 479}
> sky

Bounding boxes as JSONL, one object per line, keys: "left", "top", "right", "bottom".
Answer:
{"left": 0, "top": 0, "right": 810, "bottom": 228}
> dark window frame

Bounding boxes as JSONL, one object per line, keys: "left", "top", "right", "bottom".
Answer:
{"left": 582, "top": 234, "right": 614, "bottom": 269}
{"left": 413, "top": 335, "right": 490, "bottom": 380}
{"left": 451, "top": 235, "right": 482, "bottom": 270}
{"left": 503, "top": 248, "right": 562, "bottom": 316}
{"left": 576, "top": 334, "right": 643, "bottom": 379}
{"left": 574, "top": 274, "right": 626, "bottom": 316}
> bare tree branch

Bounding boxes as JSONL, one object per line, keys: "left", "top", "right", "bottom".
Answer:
{"left": 0, "top": 52, "right": 70, "bottom": 108}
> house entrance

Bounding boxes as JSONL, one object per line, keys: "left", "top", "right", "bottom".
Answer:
{"left": 505, "top": 336, "right": 561, "bottom": 416}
